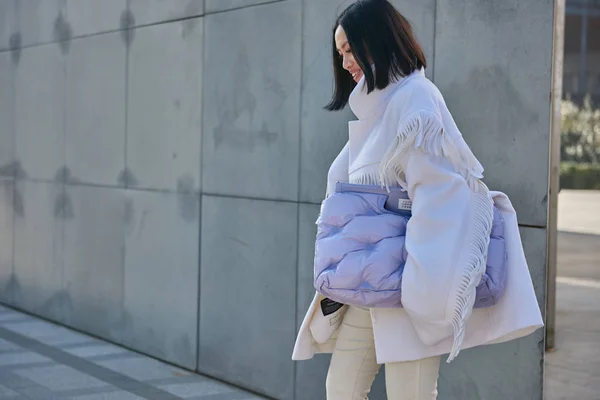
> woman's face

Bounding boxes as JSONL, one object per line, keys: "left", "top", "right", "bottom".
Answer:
{"left": 334, "top": 26, "right": 363, "bottom": 83}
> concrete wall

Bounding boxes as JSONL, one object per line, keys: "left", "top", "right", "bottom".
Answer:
{"left": 0, "top": 0, "right": 554, "bottom": 399}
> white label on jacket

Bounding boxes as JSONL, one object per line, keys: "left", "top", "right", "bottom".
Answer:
{"left": 398, "top": 199, "right": 412, "bottom": 211}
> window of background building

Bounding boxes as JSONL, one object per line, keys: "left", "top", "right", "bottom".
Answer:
{"left": 564, "top": 0, "right": 600, "bottom": 103}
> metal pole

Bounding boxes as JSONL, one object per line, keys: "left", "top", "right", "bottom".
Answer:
{"left": 546, "top": 0, "right": 565, "bottom": 352}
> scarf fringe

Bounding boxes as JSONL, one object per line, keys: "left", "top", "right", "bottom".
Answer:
{"left": 376, "top": 110, "right": 493, "bottom": 362}
{"left": 446, "top": 182, "right": 494, "bottom": 362}
{"left": 378, "top": 110, "right": 485, "bottom": 192}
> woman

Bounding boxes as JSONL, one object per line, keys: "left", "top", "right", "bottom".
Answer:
{"left": 292, "top": 1, "right": 544, "bottom": 399}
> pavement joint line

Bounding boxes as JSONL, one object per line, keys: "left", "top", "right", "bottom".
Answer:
{"left": 0, "top": 327, "right": 185, "bottom": 400}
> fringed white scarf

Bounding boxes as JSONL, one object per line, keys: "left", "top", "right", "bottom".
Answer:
{"left": 347, "top": 69, "right": 493, "bottom": 362}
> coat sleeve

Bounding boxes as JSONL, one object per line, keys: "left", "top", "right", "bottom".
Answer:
{"left": 383, "top": 110, "right": 494, "bottom": 362}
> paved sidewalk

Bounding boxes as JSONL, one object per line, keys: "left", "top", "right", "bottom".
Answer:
{"left": 544, "top": 190, "right": 600, "bottom": 400}
{"left": 545, "top": 274, "right": 600, "bottom": 400}
{"left": 0, "top": 305, "right": 265, "bottom": 400}
{"left": 557, "top": 190, "right": 600, "bottom": 236}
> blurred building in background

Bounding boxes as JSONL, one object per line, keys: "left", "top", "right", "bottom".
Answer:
{"left": 560, "top": 0, "right": 600, "bottom": 191}
{"left": 564, "top": 0, "right": 600, "bottom": 103}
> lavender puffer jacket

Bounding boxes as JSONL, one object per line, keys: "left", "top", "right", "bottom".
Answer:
{"left": 313, "top": 183, "right": 507, "bottom": 309}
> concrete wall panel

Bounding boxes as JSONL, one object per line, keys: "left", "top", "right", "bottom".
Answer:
{"left": 65, "top": 33, "right": 126, "bottom": 187}
{"left": 121, "top": 190, "right": 199, "bottom": 370}
{"left": 199, "top": 195, "right": 297, "bottom": 399}
{"left": 13, "top": 182, "right": 64, "bottom": 321}
{"left": 15, "top": 44, "right": 65, "bottom": 182}
{"left": 129, "top": 0, "right": 204, "bottom": 26}
{"left": 63, "top": 185, "right": 125, "bottom": 341}
{"left": 127, "top": 20, "right": 202, "bottom": 193}
{"left": 202, "top": 1, "right": 301, "bottom": 201}
{"left": 66, "top": 0, "right": 126, "bottom": 37}
{"left": 434, "top": 0, "right": 554, "bottom": 227}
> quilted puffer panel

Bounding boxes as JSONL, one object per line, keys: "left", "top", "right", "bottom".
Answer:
{"left": 313, "top": 185, "right": 507, "bottom": 309}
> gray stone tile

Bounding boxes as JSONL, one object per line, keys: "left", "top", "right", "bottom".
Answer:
{"left": 547, "top": 327, "right": 600, "bottom": 374}
{"left": 0, "top": 315, "right": 32, "bottom": 324}
{"left": 55, "top": 340, "right": 98, "bottom": 350}
{"left": 0, "top": 383, "right": 19, "bottom": 397}
{"left": 546, "top": 280, "right": 600, "bottom": 378}
{"left": 86, "top": 353, "right": 138, "bottom": 364}
{"left": 0, "top": 309, "right": 265, "bottom": 399}
{"left": 143, "top": 375, "right": 204, "bottom": 386}
{"left": 65, "top": 32, "right": 126, "bottom": 186}
{"left": 12, "top": 181, "right": 64, "bottom": 318}
{"left": 0, "top": 369, "right": 59, "bottom": 399}
{"left": 0, "top": 351, "right": 51, "bottom": 367}
{"left": 13, "top": 0, "right": 66, "bottom": 47}
{"left": 0, "top": 339, "right": 22, "bottom": 352}
{"left": 0, "top": 322, "right": 194, "bottom": 399}
{"left": 0, "top": 394, "right": 29, "bottom": 399}
{"left": 545, "top": 364, "right": 600, "bottom": 400}
{"left": 0, "top": 51, "right": 15, "bottom": 173}
{"left": 202, "top": 1, "right": 301, "bottom": 201}
{"left": 158, "top": 381, "right": 234, "bottom": 398}
{"left": 14, "top": 43, "right": 65, "bottom": 182}
{"left": 121, "top": 190, "right": 199, "bottom": 369}
{"left": 1, "top": 320, "right": 90, "bottom": 347}
{"left": 63, "top": 185, "right": 126, "bottom": 341}
{"left": 0, "top": 180, "right": 14, "bottom": 306}
{"left": 64, "top": 343, "right": 129, "bottom": 359}
{"left": 127, "top": 20, "right": 202, "bottom": 193}
{"left": 188, "top": 392, "right": 266, "bottom": 400}
{"left": 129, "top": 0, "right": 204, "bottom": 26}
{"left": 2, "top": 318, "right": 29, "bottom": 323}
{"left": 70, "top": 392, "right": 145, "bottom": 400}
{"left": 199, "top": 195, "right": 297, "bottom": 399}
{"left": 205, "top": 0, "right": 280, "bottom": 13}
{"left": 545, "top": 276, "right": 600, "bottom": 400}
{"left": 433, "top": 0, "right": 553, "bottom": 227}
{"left": 15, "top": 364, "right": 107, "bottom": 391}
{"left": 66, "top": 0, "right": 126, "bottom": 37}
{"left": 55, "top": 386, "right": 126, "bottom": 399}
{"left": 437, "top": 226, "right": 546, "bottom": 400}
{"left": 95, "top": 357, "right": 191, "bottom": 382}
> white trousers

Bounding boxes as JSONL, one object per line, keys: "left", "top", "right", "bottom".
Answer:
{"left": 326, "top": 306, "right": 440, "bottom": 400}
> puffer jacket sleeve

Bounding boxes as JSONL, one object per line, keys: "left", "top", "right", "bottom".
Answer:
{"left": 384, "top": 110, "right": 494, "bottom": 362}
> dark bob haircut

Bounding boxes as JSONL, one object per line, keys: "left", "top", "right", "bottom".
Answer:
{"left": 325, "top": 0, "right": 427, "bottom": 111}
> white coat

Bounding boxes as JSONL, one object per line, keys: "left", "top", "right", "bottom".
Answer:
{"left": 292, "top": 69, "right": 544, "bottom": 364}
